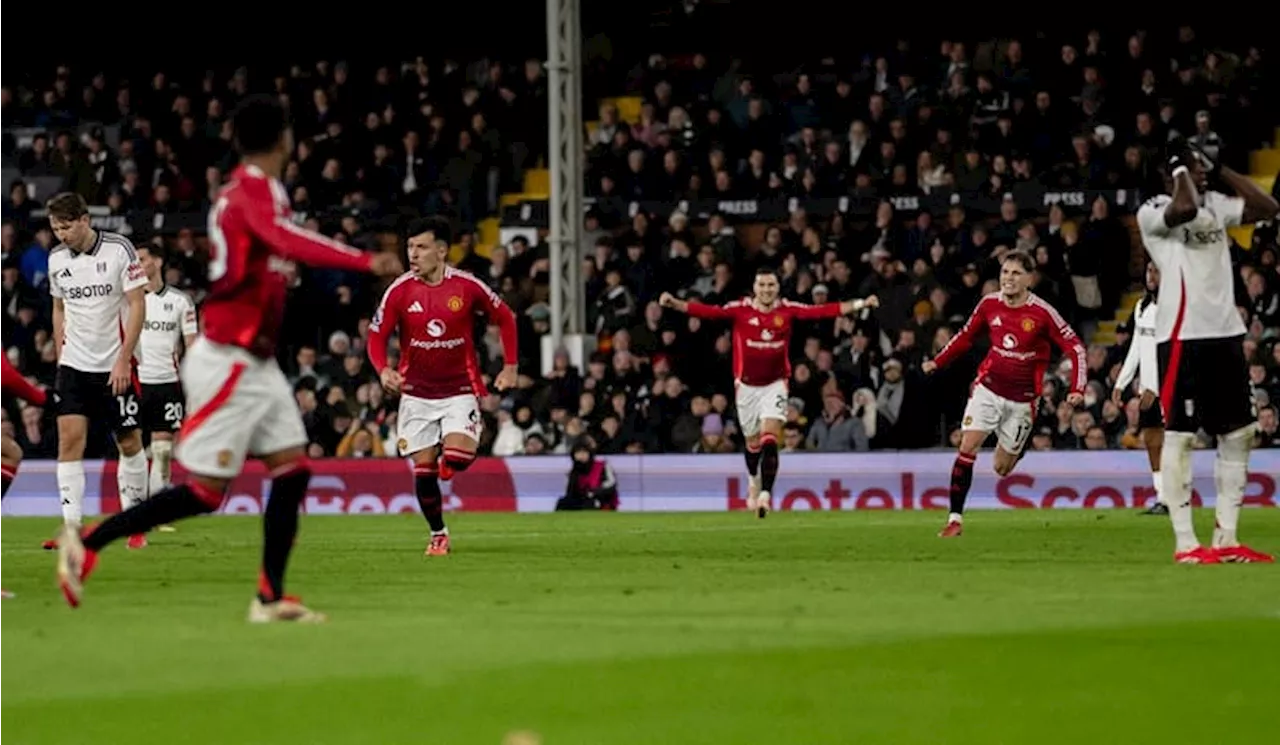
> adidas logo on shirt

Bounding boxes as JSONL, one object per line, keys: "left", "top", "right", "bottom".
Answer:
{"left": 407, "top": 301, "right": 424, "bottom": 313}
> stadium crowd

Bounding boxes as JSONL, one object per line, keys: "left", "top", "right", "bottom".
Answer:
{"left": 4, "top": 27, "right": 1279, "bottom": 460}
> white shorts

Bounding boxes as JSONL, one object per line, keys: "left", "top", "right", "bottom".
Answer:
{"left": 735, "top": 379, "right": 788, "bottom": 438}
{"left": 397, "top": 393, "right": 482, "bottom": 456}
{"left": 962, "top": 384, "right": 1034, "bottom": 455}
{"left": 175, "top": 339, "right": 308, "bottom": 479}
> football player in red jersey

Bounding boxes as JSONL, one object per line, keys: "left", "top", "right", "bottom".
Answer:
{"left": 2, "top": 353, "right": 49, "bottom": 598}
{"left": 661, "top": 267, "right": 877, "bottom": 517}
{"left": 53, "top": 95, "right": 403, "bottom": 621}
{"left": 923, "top": 250, "right": 1086, "bottom": 537}
{"left": 367, "top": 216, "right": 519, "bottom": 556}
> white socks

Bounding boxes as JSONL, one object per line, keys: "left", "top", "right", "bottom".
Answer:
{"left": 1151, "top": 471, "right": 1163, "bottom": 505}
{"left": 149, "top": 439, "right": 174, "bottom": 497}
{"left": 1212, "top": 425, "right": 1253, "bottom": 548}
{"left": 948, "top": 512, "right": 963, "bottom": 524}
{"left": 1160, "top": 432, "right": 1199, "bottom": 552}
{"left": 56, "top": 461, "right": 85, "bottom": 527}
{"left": 118, "top": 450, "right": 149, "bottom": 511}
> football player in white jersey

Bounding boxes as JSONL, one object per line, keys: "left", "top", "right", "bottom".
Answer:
{"left": 1112, "top": 261, "right": 1166, "bottom": 516}
{"left": 44, "top": 193, "right": 150, "bottom": 550}
{"left": 1135, "top": 142, "right": 1279, "bottom": 564}
{"left": 136, "top": 244, "right": 198, "bottom": 533}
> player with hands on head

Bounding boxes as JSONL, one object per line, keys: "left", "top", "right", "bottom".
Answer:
{"left": 1134, "top": 136, "right": 1279, "bottom": 563}
{"left": 367, "top": 216, "right": 519, "bottom": 556}
{"left": 922, "top": 250, "right": 1086, "bottom": 537}
{"left": 660, "top": 267, "right": 878, "bottom": 518}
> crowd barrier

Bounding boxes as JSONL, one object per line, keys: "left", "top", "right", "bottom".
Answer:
{"left": 2, "top": 451, "right": 1277, "bottom": 516}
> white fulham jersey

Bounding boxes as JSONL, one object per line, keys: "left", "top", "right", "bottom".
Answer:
{"left": 138, "top": 285, "right": 198, "bottom": 384}
{"left": 1136, "top": 191, "right": 1245, "bottom": 343}
{"left": 48, "top": 230, "right": 148, "bottom": 373}
{"left": 1115, "top": 296, "right": 1159, "bottom": 395}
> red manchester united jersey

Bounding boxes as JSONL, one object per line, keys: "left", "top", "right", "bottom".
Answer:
{"left": 934, "top": 292, "right": 1086, "bottom": 402}
{"left": 367, "top": 267, "right": 518, "bottom": 399}
{"left": 1, "top": 353, "right": 46, "bottom": 406}
{"left": 203, "top": 165, "right": 374, "bottom": 357}
{"left": 686, "top": 298, "right": 842, "bottom": 386}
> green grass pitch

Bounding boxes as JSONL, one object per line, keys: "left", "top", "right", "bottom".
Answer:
{"left": 3, "top": 510, "right": 1278, "bottom": 744}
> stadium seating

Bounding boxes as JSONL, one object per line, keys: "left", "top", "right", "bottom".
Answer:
{"left": 4, "top": 28, "right": 1279, "bottom": 458}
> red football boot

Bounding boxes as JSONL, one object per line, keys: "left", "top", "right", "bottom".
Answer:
{"left": 1174, "top": 546, "right": 1221, "bottom": 564}
{"left": 426, "top": 532, "right": 451, "bottom": 556}
{"left": 126, "top": 534, "right": 147, "bottom": 550}
{"left": 1212, "top": 545, "right": 1275, "bottom": 564}
{"left": 437, "top": 457, "right": 455, "bottom": 482}
{"left": 938, "top": 520, "right": 963, "bottom": 538}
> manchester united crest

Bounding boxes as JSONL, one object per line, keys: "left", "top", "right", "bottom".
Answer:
{"left": 447, "top": 295, "right": 464, "bottom": 312}
{"left": 1021, "top": 318, "right": 1035, "bottom": 332}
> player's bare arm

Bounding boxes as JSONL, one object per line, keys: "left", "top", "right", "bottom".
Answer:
{"left": 112, "top": 286, "right": 146, "bottom": 395}
{"left": 51, "top": 298, "right": 64, "bottom": 364}
{"left": 1162, "top": 147, "right": 1202, "bottom": 228}
{"left": 1216, "top": 165, "right": 1280, "bottom": 224}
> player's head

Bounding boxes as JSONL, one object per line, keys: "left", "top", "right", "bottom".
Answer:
{"left": 45, "top": 192, "right": 92, "bottom": 249}
{"left": 406, "top": 216, "right": 452, "bottom": 277}
{"left": 999, "top": 250, "right": 1034, "bottom": 299}
{"left": 231, "top": 95, "right": 292, "bottom": 168}
{"left": 1144, "top": 259, "right": 1160, "bottom": 293}
{"left": 752, "top": 267, "right": 780, "bottom": 305}
{"left": 136, "top": 243, "right": 165, "bottom": 282}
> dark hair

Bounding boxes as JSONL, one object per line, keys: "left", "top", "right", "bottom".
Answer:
{"left": 45, "top": 192, "right": 89, "bottom": 222}
{"left": 1001, "top": 250, "right": 1035, "bottom": 273}
{"left": 406, "top": 216, "right": 453, "bottom": 245}
{"left": 138, "top": 242, "right": 167, "bottom": 262}
{"left": 231, "top": 94, "right": 288, "bottom": 155}
{"left": 755, "top": 266, "right": 779, "bottom": 278}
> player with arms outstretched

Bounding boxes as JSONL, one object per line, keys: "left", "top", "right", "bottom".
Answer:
{"left": 659, "top": 267, "right": 878, "bottom": 517}
{"left": 136, "top": 244, "right": 199, "bottom": 536}
{"left": 367, "top": 216, "right": 518, "bottom": 556}
{"left": 1112, "top": 260, "right": 1167, "bottom": 516}
{"left": 54, "top": 95, "right": 403, "bottom": 620}
{"left": 44, "top": 192, "right": 150, "bottom": 551}
{"left": 923, "top": 251, "right": 1086, "bottom": 537}
{"left": 1135, "top": 142, "right": 1278, "bottom": 563}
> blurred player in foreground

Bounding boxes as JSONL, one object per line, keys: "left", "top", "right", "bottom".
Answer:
{"left": 1136, "top": 141, "right": 1277, "bottom": 563}
{"left": 1112, "top": 261, "right": 1167, "bottom": 516}
{"left": 660, "top": 267, "right": 877, "bottom": 517}
{"left": 923, "top": 251, "right": 1086, "bottom": 537}
{"left": 136, "top": 244, "right": 199, "bottom": 535}
{"left": 367, "top": 216, "right": 518, "bottom": 556}
{"left": 54, "top": 95, "right": 403, "bottom": 620}
{"left": 2, "top": 353, "right": 50, "bottom": 598}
